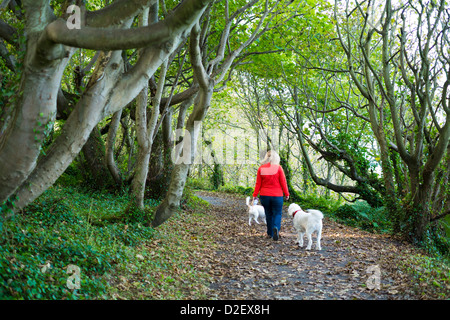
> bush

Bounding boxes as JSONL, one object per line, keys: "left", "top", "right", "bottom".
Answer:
{"left": 295, "top": 194, "right": 342, "bottom": 214}
{"left": 181, "top": 185, "right": 210, "bottom": 212}
{"left": 187, "top": 177, "right": 214, "bottom": 191}
{"left": 331, "top": 200, "right": 391, "bottom": 233}
{"left": 0, "top": 215, "right": 112, "bottom": 299}
{"left": 422, "top": 224, "right": 450, "bottom": 258}
{"left": 334, "top": 204, "right": 360, "bottom": 221}
{"left": 217, "top": 184, "right": 253, "bottom": 196}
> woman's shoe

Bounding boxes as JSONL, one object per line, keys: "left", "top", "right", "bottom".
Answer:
{"left": 273, "top": 227, "right": 279, "bottom": 241}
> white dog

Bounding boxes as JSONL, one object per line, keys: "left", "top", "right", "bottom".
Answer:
{"left": 287, "top": 203, "right": 323, "bottom": 250}
{"left": 246, "top": 197, "right": 266, "bottom": 226}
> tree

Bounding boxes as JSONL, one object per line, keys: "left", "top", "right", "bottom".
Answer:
{"left": 152, "top": 0, "right": 291, "bottom": 227}
{"left": 0, "top": 0, "right": 213, "bottom": 212}
{"left": 232, "top": 0, "right": 384, "bottom": 202}
{"left": 1, "top": 0, "right": 303, "bottom": 230}
{"left": 235, "top": 0, "right": 450, "bottom": 246}
{"left": 334, "top": 0, "right": 450, "bottom": 242}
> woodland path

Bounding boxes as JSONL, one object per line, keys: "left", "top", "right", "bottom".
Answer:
{"left": 195, "top": 191, "right": 419, "bottom": 300}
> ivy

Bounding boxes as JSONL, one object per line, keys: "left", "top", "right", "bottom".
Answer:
{"left": 0, "top": 186, "right": 156, "bottom": 299}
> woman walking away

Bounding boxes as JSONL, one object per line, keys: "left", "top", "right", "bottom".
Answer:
{"left": 252, "top": 150, "right": 289, "bottom": 240}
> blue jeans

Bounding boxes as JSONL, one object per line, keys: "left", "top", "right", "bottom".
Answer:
{"left": 260, "top": 196, "right": 284, "bottom": 237}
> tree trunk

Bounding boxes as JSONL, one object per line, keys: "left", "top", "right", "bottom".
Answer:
{"left": 131, "top": 82, "right": 150, "bottom": 209}
{"left": 131, "top": 58, "right": 167, "bottom": 209}
{"left": 2, "top": 0, "right": 212, "bottom": 211}
{"left": 372, "top": 119, "right": 399, "bottom": 224}
{"left": 0, "top": 42, "right": 71, "bottom": 203}
{"left": 105, "top": 109, "right": 123, "bottom": 187}
{"left": 81, "top": 125, "right": 113, "bottom": 189}
{"left": 13, "top": 51, "right": 124, "bottom": 210}
{"left": 146, "top": 125, "right": 172, "bottom": 200}
{"left": 410, "top": 180, "right": 434, "bottom": 244}
{"left": 152, "top": 83, "right": 213, "bottom": 227}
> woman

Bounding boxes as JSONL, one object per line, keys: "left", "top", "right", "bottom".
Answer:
{"left": 252, "top": 150, "right": 289, "bottom": 240}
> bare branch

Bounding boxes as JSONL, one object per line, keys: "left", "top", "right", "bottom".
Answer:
{"left": 0, "top": 19, "right": 18, "bottom": 45}
{"left": 190, "top": 22, "right": 209, "bottom": 89}
{"left": 45, "top": 0, "right": 213, "bottom": 51}
{"left": 86, "top": 0, "right": 155, "bottom": 28}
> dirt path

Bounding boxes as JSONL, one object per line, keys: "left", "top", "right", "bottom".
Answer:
{"left": 196, "top": 191, "right": 419, "bottom": 300}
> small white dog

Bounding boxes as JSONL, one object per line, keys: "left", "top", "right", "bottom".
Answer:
{"left": 246, "top": 197, "right": 266, "bottom": 226}
{"left": 287, "top": 203, "right": 323, "bottom": 250}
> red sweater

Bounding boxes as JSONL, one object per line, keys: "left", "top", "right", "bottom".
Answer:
{"left": 253, "top": 163, "right": 290, "bottom": 198}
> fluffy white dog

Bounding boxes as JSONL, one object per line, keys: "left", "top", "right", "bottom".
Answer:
{"left": 246, "top": 197, "right": 266, "bottom": 226}
{"left": 287, "top": 203, "right": 323, "bottom": 250}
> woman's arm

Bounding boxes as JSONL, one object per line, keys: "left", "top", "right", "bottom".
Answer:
{"left": 278, "top": 166, "right": 290, "bottom": 199}
{"left": 252, "top": 167, "right": 262, "bottom": 199}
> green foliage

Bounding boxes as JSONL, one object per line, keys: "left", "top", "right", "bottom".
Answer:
{"left": 187, "top": 177, "right": 214, "bottom": 191}
{"left": 295, "top": 193, "right": 342, "bottom": 214}
{"left": 0, "top": 185, "right": 156, "bottom": 299}
{"left": 0, "top": 181, "right": 215, "bottom": 300}
{"left": 326, "top": 132, "right": 376, "bottom": 176}
{"left": 55, "top": 160, "right": 85, "bottom": 187}
{"left": 401, "top": 254, "right": 450, "bottom": 299}
{"left": 123, "top": 202, "right": 155, "bottom": 226}
{"left": 355, "top": 183, "right": 384, "bottom": 208}
{"left": 217, "top": 184, "right": 254, "bottom": 197}
{"left": 422, "top": 224, "right": 450, "bottom": 258}
{"left": 210, "top": 164, "right": 224, "bottom": 190}
{"left": 331, "top": 201, "right": 391, "bottom": 233}
{"left": 0, "top": 217, "right": 111, "bottom": 299}
{"left": 240, "top": 0, "right": 334, "bottom": 79}
{"left": 322, "top": 131, "right": 384, "bottom": 207}
{"left": 0, "top": 195, "right": 17, "bottom": 222}
{"left": 181, "top": 184, "right": 211, "bottom": 212}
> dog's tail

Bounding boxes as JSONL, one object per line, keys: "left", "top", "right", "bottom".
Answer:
{"left": 246, "top": 196, "right": 251, "bottom": 207}
{"left": 307, "top": 209, "right": 324, "bottom": 220}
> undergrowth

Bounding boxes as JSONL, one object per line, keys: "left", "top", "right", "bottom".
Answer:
{"left": 330, "top": 201, "right": 392, "bottom": 234}
{"left": 399, "top": 254, "right": 450, "bottom": 299}
{"left": 0, "top": 184, "right": 213, "bottom": 300}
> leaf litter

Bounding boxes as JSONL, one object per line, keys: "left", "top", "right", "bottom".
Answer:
{"left": 194, "top": 191, "right": 425, "bottom": 300}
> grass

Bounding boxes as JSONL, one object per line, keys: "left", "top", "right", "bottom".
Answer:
{"left": 0, "top": 184, "right": 214, "bottom": 300}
